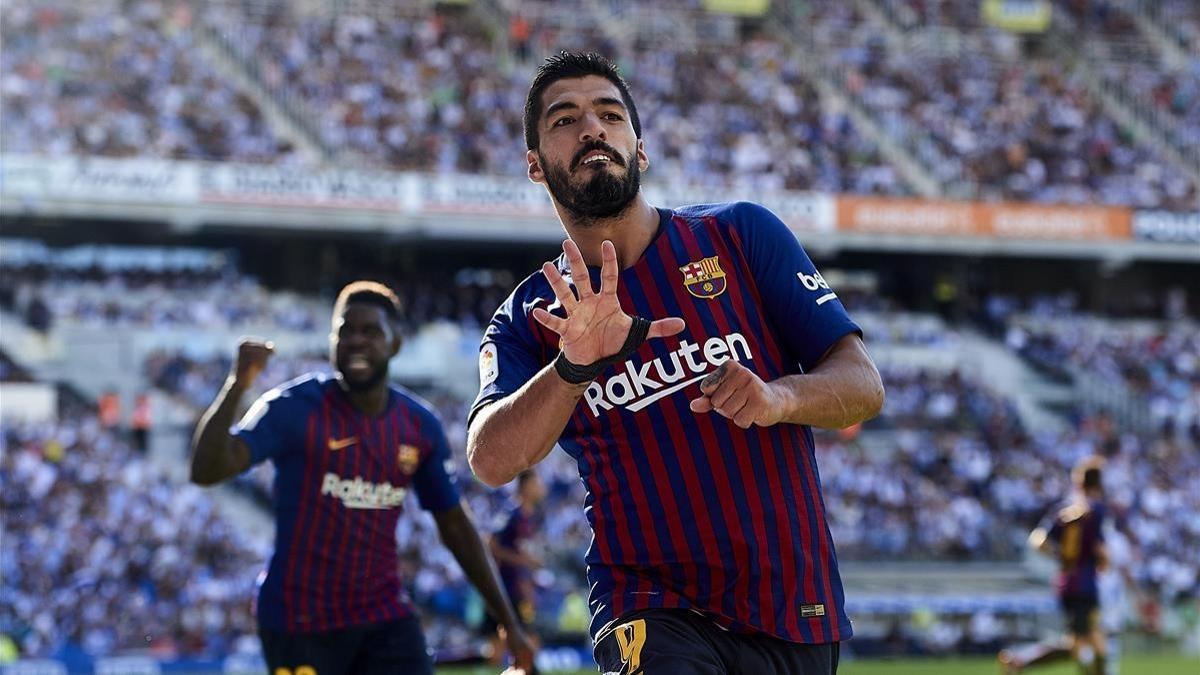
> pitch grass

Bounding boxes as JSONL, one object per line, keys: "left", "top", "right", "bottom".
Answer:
{"left": 437, "top": 653, "right": 1198, "bottom": 674}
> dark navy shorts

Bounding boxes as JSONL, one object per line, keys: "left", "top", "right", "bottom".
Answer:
{"left": 1061, "top": 595, "right": 1100, "bottom": 636}
{"left": 259, "top": 616, "right": 431, "bottom": 675}
{"left": 594, "top": 608, "right": 839, "bottom": 675}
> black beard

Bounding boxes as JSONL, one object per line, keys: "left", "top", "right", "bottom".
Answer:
{"left": 337, "top": 360, "right": 389, "bottom": 392}
{"left": 541, "top": 149, "right": 640, "bottom": 223}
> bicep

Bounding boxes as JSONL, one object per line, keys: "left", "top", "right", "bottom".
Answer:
{"left": 809, "top": 333, "right": 874, "bottom": 373}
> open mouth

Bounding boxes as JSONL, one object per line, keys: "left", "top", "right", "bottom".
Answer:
{"left": 575, "top": 147, "right": 622, "bottom": 170}
{"left": 344, "top": 355, "right": 372, "bottom": 376}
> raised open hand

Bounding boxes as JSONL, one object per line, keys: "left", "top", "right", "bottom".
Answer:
{"left": 532, "top": 239, "right": 684, "bottom": 368}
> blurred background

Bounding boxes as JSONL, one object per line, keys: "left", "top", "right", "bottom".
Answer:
{"left": 0, "top": 0, "right": 1197, "bottom": 673}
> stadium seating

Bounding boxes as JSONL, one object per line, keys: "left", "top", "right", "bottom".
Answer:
{"left": 0, "top": 0, "right": 295, "bottom": 163}
{"left": 1, "top": 414, "right": 265, "bottom": 658}
{"left": 10, "top": 0, "right": 1196, "bottom": 206}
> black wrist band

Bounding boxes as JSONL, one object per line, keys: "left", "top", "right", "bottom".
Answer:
{"left": 554, "top": 316, "right": 652, "bottom": 384}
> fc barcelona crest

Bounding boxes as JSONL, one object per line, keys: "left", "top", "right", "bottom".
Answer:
{"left": 679, "top": 256, "right": 728, "bottom": 299}
{"left": 397, "top": 444, "right": 420, "bottom": 475}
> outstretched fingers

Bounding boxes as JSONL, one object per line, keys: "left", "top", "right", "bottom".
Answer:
{"left": 598, "top": 240, "right": 620, "bottom": 297}
{"left": 562, "top": 239, "right": 594, "bottom": 298}
{"left": 541, "top": 261, "right": 578, "bottom": 312}
{"left": 531, "top": 307, "right": 568, "bottom": 335}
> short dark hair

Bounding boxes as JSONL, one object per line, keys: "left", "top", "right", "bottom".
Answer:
{"left": 1073, "top": 457, "right": 1104, "bottom": 492}
{"left": 524, "top": 51, "right": 641, "bottom": 151}
{"left": 334, "top": 280, "right": 402, "bottom": 323}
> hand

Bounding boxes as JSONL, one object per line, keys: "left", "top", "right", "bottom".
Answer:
{"left": 232, "top": 337, "right": 274, "bottom": 387}
{"left": 689, "top": 360, "right": 785, "bottom": 429}
{"left": 532, "top": 239, "right": 684, "bottom": 366}
{"left": 502, "top": 625, "right": 538, "bottom": 674}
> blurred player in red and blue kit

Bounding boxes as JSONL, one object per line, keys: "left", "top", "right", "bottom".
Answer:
{"left": 1000, "top": 458, "right": 1110, "bottom": 675}
{"left": 467, "top": 52, "right": 886, "bottom": 674}
{"left": 190, "top": 281, "right": 535, "bottom": 675}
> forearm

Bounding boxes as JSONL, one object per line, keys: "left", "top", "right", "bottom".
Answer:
{"left": 770, "top": 339, "right": 884, "bottom": 429}
{"left": 440, "top": 510, "right": 523, "bottom": 629}
{"left": 467, "top": 363, "right": 586, "bottom": 487}
{"left": 190, "top": 376, "right": 249, "bottom": 485}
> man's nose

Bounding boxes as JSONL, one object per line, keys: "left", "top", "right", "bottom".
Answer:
{"left": 578, "top": 112, "right": 606, "bottom": 143}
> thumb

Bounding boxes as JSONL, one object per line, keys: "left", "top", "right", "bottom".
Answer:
{"left": 690, "top": 396, "right": 713, "bottom": 413}
{"left": 647, "top": 317, "right": 685, "bottom": 339}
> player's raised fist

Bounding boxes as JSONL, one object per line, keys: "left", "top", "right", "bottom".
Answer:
{"left": 232, "top": 337, "right": 274, "bottom": 387}
{"left": 532, "top": 239, "right": 684, "bottom": 369}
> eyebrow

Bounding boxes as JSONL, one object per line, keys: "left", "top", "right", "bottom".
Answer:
{"left": 544, "top": 96, "right": 627, "bottom": 120}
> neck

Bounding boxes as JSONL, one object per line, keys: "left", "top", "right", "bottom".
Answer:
{"left": 557, "top": 194, "right": 660, "bottom": 268}
{"left": 339, "top": 379, "right": 390, "bottom": 416}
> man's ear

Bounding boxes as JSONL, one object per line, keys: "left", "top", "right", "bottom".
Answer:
{"left": 390, "top": 331, "right": 403, "bottom": 357}
{"left": 528, "top": 149, "right": 545, "bottom": 184}
{"left": 636, "top": 139, "right": 649, "bottom": 172}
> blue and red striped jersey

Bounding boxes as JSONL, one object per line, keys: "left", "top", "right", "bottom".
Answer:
{"left": 1045, "top": 498, "right": 1106, "bottom": 599}
{"left": 234, "top": 373, "right": 460, "bottom": 633}
{"left": 471, "top": 202, "right": 860, "bottom": 644}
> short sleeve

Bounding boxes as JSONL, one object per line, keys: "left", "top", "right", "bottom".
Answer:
{"left": 731, "top": 202, "right": 861, "bottom": 372}
{"left": 468, "top": 288, "right": 547, "bottom": 425}
{"left": 1044, "top": 514, "right": 1063, "bottom": 543}
{"left": 232, "top": 387, "right": 300, "bottom": 466}
{"left": 412, "top": 410, "right": 461, "bottom": 513}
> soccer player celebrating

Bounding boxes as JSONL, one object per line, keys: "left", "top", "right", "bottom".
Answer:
{"left": 190, "top": 281, "right": 535, "bottom": 675}
{"left": 1000, "top": 458, "right": 1110, "bottom": 675}
{"left": 467, "top": 52, "right": 885, "bottom": 674}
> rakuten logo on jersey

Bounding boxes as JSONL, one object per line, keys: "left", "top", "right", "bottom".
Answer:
{"left": 321, "top": 473, "right": 407, "bottom": 510}
{"left": 583, "top": 332, "right": 753, "bottom": 416}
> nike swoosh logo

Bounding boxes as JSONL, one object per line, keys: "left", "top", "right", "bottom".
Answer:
{"left": 327, "top": 437, "right": 358, "bottom": 450}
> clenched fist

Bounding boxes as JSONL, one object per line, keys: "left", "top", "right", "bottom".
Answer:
{"left": 232, "top": 337, "right": 274, "bottom": 388}
{"left": 689, "top": 360, "right": 785, "bottom": 429}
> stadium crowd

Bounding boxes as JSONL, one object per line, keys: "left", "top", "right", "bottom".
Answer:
{"left": 822, "top": 15, "right": 1196, "bottom": 208}
{"left": 0, "top": 242, "right": 321, "bottom": 332}
{"left": 0, "top": 0, "right": 295, "bottom": 163}
{"left": 1004, "top": 313, "right": 1200, "bottom": 439}
{"left": 0, "top": 415, "right": 265, "bottom": 659}
{"left": 7, "top": 0, "right": 1195, "bottom": 207}
{"left": 197, "top": 2, "right": 901, "bottom": 195}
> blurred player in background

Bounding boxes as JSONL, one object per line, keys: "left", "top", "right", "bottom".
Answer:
{"left": 1000, "top": 458, "right": 1109, "bottom": 675}
{"left": 189, "top": 281, "right": 535, "bottom": 675}
{"left": 483, "top": 470, "right": 547, "bottom": 668}
{"left": 467, "top": 52, "right": 885, "bottom": 674}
